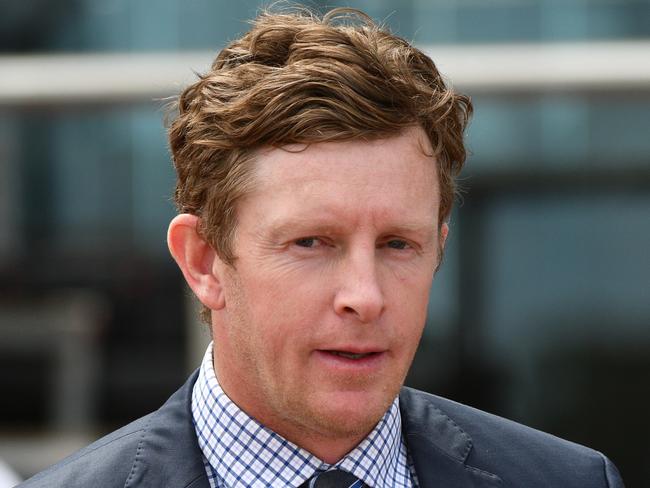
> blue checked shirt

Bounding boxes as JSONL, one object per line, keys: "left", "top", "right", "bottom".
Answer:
{"left": 192, "top": 343, "right": 418, "bottom": 488}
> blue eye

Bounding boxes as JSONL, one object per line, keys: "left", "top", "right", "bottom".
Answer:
{"left": 387, "top": 240, "right": 408, "bottom": 250}
{"left": 295, "top": 237, "right": 317, "bottom": 248}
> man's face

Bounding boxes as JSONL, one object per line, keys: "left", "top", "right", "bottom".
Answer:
{"left": 211, "top": 126, "right": 445, "bottom": 450}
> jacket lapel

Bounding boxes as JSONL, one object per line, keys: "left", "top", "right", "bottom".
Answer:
{"left": 124, "top": 370, "right": 210, "bottom": 488}
{"left": 124, "top": 374, "right": 503, "bottom": 487}
{"left": 399, "top": 388, "right": 503, "bottom": 488}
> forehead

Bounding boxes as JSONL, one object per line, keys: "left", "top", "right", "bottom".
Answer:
{"left": 257, "top": 126, "right": 435, "bottom": 180}
{"left": 241, "top": 127, "right": 440, "bottom": 229}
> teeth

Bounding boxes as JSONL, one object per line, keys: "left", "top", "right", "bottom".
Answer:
{"left": 331, "top": 351, "right": 369, "bottom": 359}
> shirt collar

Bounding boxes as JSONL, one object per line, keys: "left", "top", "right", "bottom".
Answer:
{"left": 191, "top": 342, "right": 413, "bottom": 488}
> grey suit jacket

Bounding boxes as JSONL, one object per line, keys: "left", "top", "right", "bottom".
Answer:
{"left": 19, "top": 371, "right": 624, "bottom": 487}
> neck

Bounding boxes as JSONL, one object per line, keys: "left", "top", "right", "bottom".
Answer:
{"left": 217, "top": 372, "right": 373, "bottom": 464}
{"left": 262, "top": 418, "right": 372, "bottom": 464}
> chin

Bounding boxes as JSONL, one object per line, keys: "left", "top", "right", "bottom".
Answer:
{"left": 306, "top": 389, "right": 397, "bottom": 438}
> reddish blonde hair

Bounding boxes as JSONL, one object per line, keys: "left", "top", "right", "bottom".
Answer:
{"left": 169, "top": 7, "right": 472, "bottom": 265}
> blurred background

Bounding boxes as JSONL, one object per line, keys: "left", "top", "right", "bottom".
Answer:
{"left": 0, "top": 0, "right": 649, "bottom": 486}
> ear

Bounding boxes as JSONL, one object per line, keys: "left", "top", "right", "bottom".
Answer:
{"left": 434, "top": 222, "right": 450, "bottom": 273}
{"left": 439, "top": 222, "right": 449, "bottom": 251}
{"left": 167, "top": 214, "right": 226, "bottom": 311}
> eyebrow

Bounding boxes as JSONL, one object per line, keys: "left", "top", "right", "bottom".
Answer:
{"left": 265, "top": 217, "right": 437, "bottom": 242}
{"left": 264, "top": 218, "right": 343, "bottom": 240}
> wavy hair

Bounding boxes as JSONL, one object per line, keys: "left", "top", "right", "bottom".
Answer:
{"left": 169, "top": 7, "right": 472, "bottom": 265}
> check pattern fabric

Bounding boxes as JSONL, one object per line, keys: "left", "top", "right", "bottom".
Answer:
{"left": 191, "top": 343, "right": 418, "bottom": 488}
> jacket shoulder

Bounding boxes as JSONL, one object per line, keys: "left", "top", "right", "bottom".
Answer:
{"left": 18, "top": 371, "right": 208, "bottom": 488}
{"left": 400, "top": 387, "right": 624, "bottom": 487}
{"left": 18, "top": 413, "right": 154, "bottom": 488}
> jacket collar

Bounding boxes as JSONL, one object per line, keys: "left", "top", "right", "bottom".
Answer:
{"left": 126, "top": 373, "right": 502, "bottom": 488}
{"left": 399, "top": 387, "right": 502, "bottom": 488}
{"left": 124, "top": 370, "right": 210, "bottom": 488}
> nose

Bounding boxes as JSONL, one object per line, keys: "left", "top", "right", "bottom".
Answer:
{"left": 333, "top": 247, "right": 385, "bottom": 323}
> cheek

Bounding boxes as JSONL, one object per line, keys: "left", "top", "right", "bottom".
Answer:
{"left": 241, "top": 280, "right": 321, "bottom": 347}
{"left": 384, "top": 272, "right": 431, "bottom": 338}
{"left": 385, "top": 264, "right": 433, "bottom": 304}
{"left": 249, "top": 261, "right": 331, "bottom": 307}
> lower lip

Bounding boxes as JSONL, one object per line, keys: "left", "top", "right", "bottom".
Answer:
{"left": 313, "top": 350, "right": 386, "bottom": 371}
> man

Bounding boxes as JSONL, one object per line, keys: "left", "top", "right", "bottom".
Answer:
{"left": 20, "top": 7, "right": 624, "bottom": 488}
